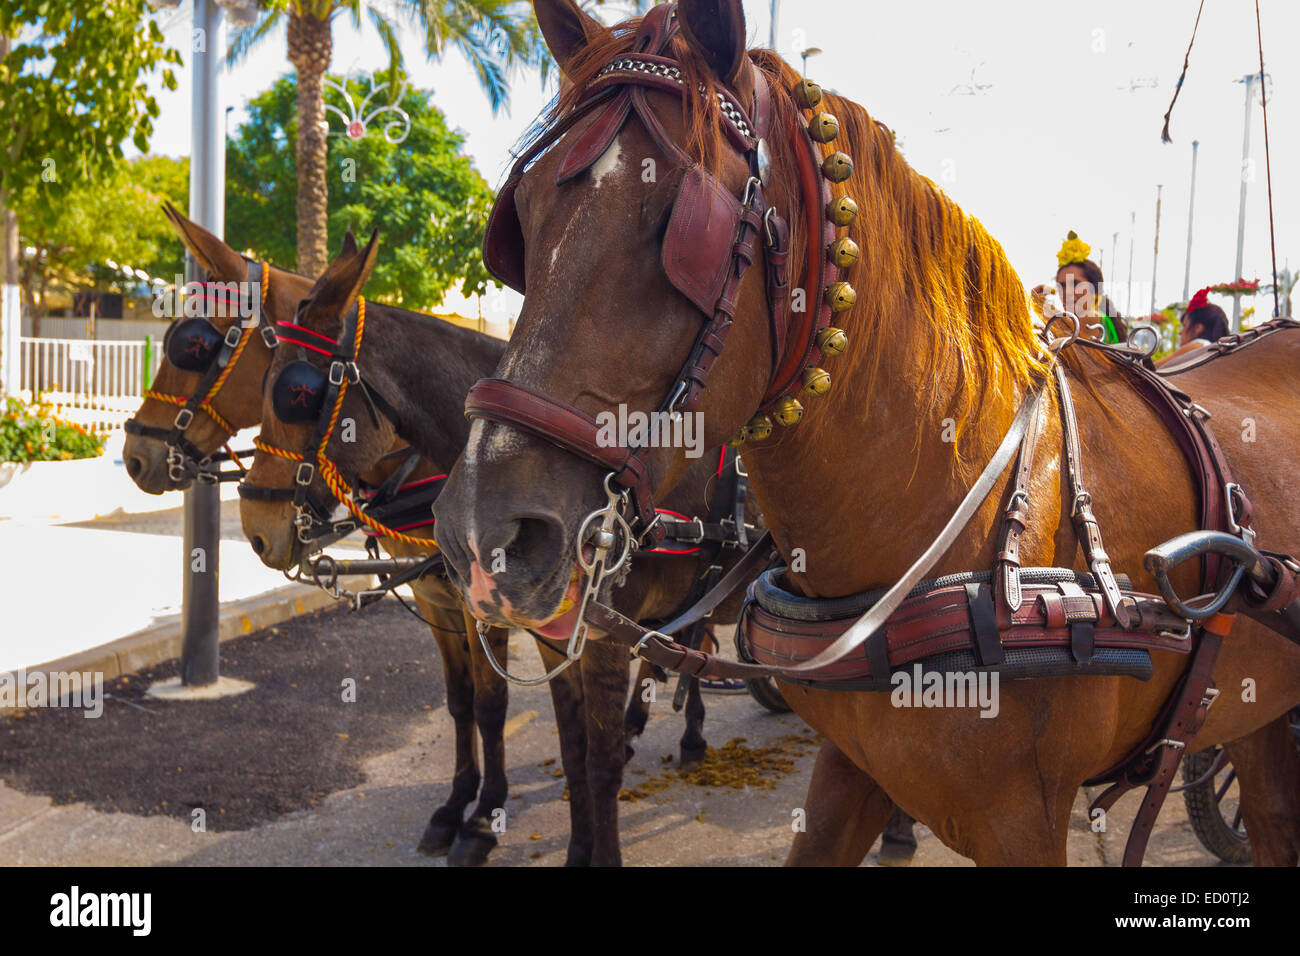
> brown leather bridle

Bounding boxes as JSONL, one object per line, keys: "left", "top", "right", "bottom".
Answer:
{"left": 467, "top": 1, "right": 847, "bottom": 549}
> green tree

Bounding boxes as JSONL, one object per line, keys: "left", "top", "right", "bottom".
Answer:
{"left": 14, "top": 156, "right": 189, "bottom": 323}
{"left": 227, "top": 0, "right": 547, "bottom": 278}
{"left": 227, "top": 74, "right": 492, "bottom": 308}
{"left": 0, "top": 0, "right": 181, "bottom": 337}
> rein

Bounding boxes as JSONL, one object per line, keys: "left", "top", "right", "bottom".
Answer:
{"left": 124, "top": 258, "right": 273, "bottom": 483}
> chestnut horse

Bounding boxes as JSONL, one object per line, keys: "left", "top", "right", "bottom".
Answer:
{"left": 123, "top": 207, "right": 514, "bottom": 865}
{"left": 238, "top": 231, "right": 761, "bottom": 866}
{"left": 432, "top": 0, "right": 1300, "bottom": 865}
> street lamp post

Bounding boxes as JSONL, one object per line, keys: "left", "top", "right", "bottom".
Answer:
{"left": 1229, "top": 72, "right": 1262, "bottom": 333}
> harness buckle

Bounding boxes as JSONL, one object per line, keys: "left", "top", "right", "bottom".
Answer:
{"left": 328, "top": 361, "right": 346, "bottom": 387}
{"left": 261, "top": 325, "right": 279, "bottom": 350}
{"left": 741, "top": 175, "right": 762, "bottom": 208}
{"left": 1143, "top": 738, "right": 1187, "bottom": 756}
{"left": 295, "top": 462, "right": 316, "bottom": 487}
{"left": 173, "top": 407, "right": 195, "bottom": 431}
{"left": 223, "top": 325, "right": 243, "bottom": 348}
{"left": 680, "top": 517, "right": 706, "bottom": 545}
{"left": 1070, "top": 490, "right": 1092, "bottom": 518}
{"left": 1201, "top": 687, "right": 1220, "bottom": 710}
{"left": 345, "top": 361, "right": 361, "bottom": 384}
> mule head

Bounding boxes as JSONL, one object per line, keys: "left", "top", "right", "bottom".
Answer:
{"left": 240, "top": 229, "right": 399, "bottom": 569}
{"left": 434, "top": 0, "right": 781, "bottom": 633}
{"left": 123, "top": 202, "right": 316, "bottom": 493}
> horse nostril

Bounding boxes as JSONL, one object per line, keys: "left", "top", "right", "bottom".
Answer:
{"left": 250, "top": 535, "right": 266, "bottom": 555}
{"left": 126, "top": 456, "right": 144, "bottom": 479}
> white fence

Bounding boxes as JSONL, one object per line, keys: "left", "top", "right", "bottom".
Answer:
{"left": 18, "top": 337, "right": 163, "bottom": 433}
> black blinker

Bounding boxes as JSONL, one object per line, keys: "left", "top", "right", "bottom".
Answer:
{"left": 164, "top": 319, "right": 223, "bottom": 372}
{"left": 272, "top": 360, "right": 328, "bottom": 424}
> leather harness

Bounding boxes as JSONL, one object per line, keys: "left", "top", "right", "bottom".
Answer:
{"left": 124, "top": 258, "right": 274, "bottom": 484}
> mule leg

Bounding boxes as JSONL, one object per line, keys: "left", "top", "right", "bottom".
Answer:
{"left": 448, "top": 617, "right": 510, "bottom": 867}
{"left": 1223, "top": 714, "right": 1300, "bottom": 867}
{"left": 583, "top": 641, "right": 631, "bottom": 867}
{"left": 786, "top": 739, "right": 895, "bottom": 866}
{"left": 538, "top": 641, "right": 596, "bottom": 866}
{"left": 878, "top": 808, "right": 918, "bottom": 866}
{"left": 623, "top": 661, "right": 656, "bottom": 761}
{"left": 678, "top": 628, "right": 712, "bottom": 768}
{"left": 416, "top": 600, "right": 479, "bottom": 856}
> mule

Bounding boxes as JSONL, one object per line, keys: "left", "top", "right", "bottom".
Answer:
{"left": 123, "top": 207, "right": 513, "bottom": 865}
{"left": 238, "top": 230, "right": 763, "bottom": 866}
{"left": 431, "top": 0, "right": 1300, "bottom": 865}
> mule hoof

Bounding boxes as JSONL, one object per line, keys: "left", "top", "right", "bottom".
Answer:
{"left": 877, "top": 839, "right": 916, "bottom": 867}
{"left": 447, "top": 819, "right": 498, "bottom": 867}
{"left": 679, "top": 745, "right": 707, "bottom": 769}
{"left": 417, "top": 821, "right": 458, "bottom": 857}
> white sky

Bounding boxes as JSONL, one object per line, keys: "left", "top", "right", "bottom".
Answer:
{"left": 136, "top": 0, "right": 1298, "bottom": 320}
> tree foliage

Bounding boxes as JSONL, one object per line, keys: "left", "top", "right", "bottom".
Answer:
{"left": 0, "top": 0, "right": 181, "bottom": 211}
{"left": 15, "top": 156, "right": 189, "bottom": 320}
{"left": 226, "top": 74, "right": 495, "bottom": 307}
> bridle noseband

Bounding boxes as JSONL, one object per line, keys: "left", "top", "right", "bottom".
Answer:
{"left": 124, "top": 258, "right": 275, "bottom": 483}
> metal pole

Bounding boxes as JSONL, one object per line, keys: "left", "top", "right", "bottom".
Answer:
{"left": 181, "top": 0, "right": 225, "bottom": 687}
{"left": 1231, "top": 73, "right": 1255, "bottom": 333}
{"left": 1150, "top": 184, "right": 1163, "bottom": 316}
{"left": 1126, "top": 211, "right": 1136, "bottom": 316}
{"left": 1182, "top": 140, "right": 1199, "bottom": 302}
{"left": 769, "top": 0, "right": 778, "bottom": 51}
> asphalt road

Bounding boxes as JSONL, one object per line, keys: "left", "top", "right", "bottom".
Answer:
{"left": 0, "top": 600, "right": 1244, "bottom": 866}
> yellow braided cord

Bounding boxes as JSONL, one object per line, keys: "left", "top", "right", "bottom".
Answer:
{"left": 253, "top": 436, "right": 303, "bottom": 462}
{"left": 143, "top": 389, "right": 236, "bottom": 436}
{"left": 203, "top": 319, "right": 253, "bottom": 403}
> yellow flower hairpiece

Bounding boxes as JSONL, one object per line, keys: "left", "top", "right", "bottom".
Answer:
{"left": 1056, "top": 230, "right": 1091, "bottom": 269}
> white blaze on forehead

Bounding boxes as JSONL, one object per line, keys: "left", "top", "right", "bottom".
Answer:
{"left": 590, "top": 136, "right": 624, "bottom": 189}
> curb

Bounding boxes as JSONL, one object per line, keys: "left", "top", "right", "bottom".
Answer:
{"left": 1, "top": 575, "right": 377, "bottom": 709}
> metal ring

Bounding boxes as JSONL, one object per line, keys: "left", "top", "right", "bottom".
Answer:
{"left": 1040, "top": 311, "right": 1080, "bottom": 351}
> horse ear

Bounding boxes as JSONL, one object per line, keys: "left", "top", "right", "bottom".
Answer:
{"left": 303, "top": 229, "right": 379, "bottom": 324}
{"left": 534, "top": 0, "right": 602, "bottom": 75}
{"left": 160, "top": 201, "right": 248, "bottom": 280}
{"left": 340, "top": 230, "right": 359, "bottom": 257}
{"left": 676, "top": 0, "right": 747, "bottom": 86}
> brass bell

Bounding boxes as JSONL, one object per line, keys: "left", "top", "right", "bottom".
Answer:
{"left": 801, "top": 367, "right": 832, "bottom": 396}
{"left": 745, "top": 413, "right": 774, "bottom": 442}
{"left": 727, "top": 428, "right": 747, "bottom": 447}
{"left": 827, "top": 196, "right": 859, "bottom": 227}
{"left": 808, "top": 113, "right": 839, "bottom": 143}
{"left": 827, "top": 237, "right": 860, "bottom": 269}
{"left": 825, "top": 282, "right": 857, "bottom": 312}
{"left": 772, "top": 396, "right": 804, "bottom": 427}
{"left": 815, "top": 327, "right": 849, "bottom": 356}
{"left": 822, "top": 152, "right": 853, "bottom": 183}
{"left": 793, "top": 79, "right": 822, "bottom": 109}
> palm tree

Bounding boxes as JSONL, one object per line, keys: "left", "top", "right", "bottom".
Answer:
{"left": 228, "top": 1, "right": 548, "bottom": 278}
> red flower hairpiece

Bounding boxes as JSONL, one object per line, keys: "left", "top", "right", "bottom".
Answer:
{"left": 1188, "top": 287, "right": 1211, "bottom": 312}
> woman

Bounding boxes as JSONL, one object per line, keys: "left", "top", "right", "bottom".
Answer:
{"left": 1160, "top": 287, "right": 1230, "bottom": 365}
{"left": 1032, "top": 231, "right": 1128, "bottom": 344}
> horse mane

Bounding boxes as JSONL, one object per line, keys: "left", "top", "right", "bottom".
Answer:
{"left": 545, "top": 16, "right": 1051, "bottom": 469}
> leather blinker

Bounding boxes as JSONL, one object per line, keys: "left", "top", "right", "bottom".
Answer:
{"left": 661, "top": 165, "right": 743, "bottom": 317}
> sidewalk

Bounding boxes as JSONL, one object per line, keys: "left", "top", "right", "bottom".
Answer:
{"left": 0, "top": 430, "right": 369, "bottom": 674}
